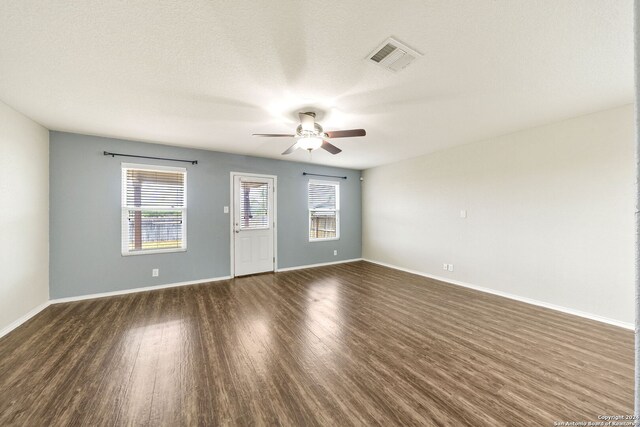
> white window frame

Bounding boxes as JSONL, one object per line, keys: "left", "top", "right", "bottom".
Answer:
{"left": 121, "top": 163, "right": 187, "bottom": 256}
{"left": 308, "top": 179, "right": 340, "bottom": 242}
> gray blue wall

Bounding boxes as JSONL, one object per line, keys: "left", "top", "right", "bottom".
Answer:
{"left": 50, "top": 132, "right": 362, "bottom": 298}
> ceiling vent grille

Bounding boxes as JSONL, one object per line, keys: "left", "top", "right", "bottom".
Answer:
{"left": 367, "top": 37, "right": 422, "bottom": 72}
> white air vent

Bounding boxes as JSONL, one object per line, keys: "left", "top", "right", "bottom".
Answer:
{"left": 367, "top": 37, "right": 422, "bottom": 72}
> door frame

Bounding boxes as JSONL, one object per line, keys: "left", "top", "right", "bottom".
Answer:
{"left": 229, "top": 171, "right": 278, "bottom": 277}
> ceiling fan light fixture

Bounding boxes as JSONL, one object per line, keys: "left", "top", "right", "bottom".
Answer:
{"left": 297, "top": 136, "right": 323, "bottom": 151}
{"left": 255, "top": 111, "right": 365, "bottom": 156}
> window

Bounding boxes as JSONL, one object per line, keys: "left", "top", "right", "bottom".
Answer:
{"left": 121, "top": 164, "right": 187, "bottom": 255}
{"left": 308, "top": 180, "right": 339, "bottom": 241}
{"left": 239, "top": 180, "right": 270, "bottom": 230}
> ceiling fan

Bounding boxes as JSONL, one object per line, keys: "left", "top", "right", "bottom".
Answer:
{"left": 253, "top": 112, "right": 366, "bottom": 155}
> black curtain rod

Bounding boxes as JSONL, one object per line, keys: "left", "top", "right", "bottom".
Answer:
{"left": 103, "top": 151, "right": 198, "bottom": 165}
{"left": 303, "top": 172, "right": 347, "bottom": 180}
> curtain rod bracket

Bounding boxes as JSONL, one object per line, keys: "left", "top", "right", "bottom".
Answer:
{"left": 103, "top": 151, "right": 197, "bottom": 165}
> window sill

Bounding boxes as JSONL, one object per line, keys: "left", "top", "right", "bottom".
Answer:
{"left": 122, "top": 248, "right": 187, "bottom": 256}
{"left": 309, "top": 237, "right": 340, "bottom": 243}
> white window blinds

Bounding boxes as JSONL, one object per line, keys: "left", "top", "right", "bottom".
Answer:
{"left": 308, "top": 180, "right": 340, "bottom": 241}
{"left": 121, "top": 164, "right": 187, "bottom": 255}
{"left": 239, "top": 180, "right": 270, "bottom": 229}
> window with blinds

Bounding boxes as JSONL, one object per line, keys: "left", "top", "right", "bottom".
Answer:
{"left": 239, "top": 180, "right": 270, "bottom": 229}
{"left": 308, "top": 180, "right": 340, "bottom": 241}
{"left": 121, "top": 164, "right": 187, "bottom": 255}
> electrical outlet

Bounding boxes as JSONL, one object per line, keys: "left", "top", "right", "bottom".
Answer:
{"left": 223, "top": 206, "right": 229, "bottom": 214}
{"left": 152, "top": 268, "right": 159, "bottom": 277}
{"left": 333, "top": 250, "right": 338, "bottom": 256}
{"left": 443, "top": 263, "right": 448, "bottom": 271}
{"left": 460, "top": 210, "right": 467, "bottom": 218}
{"left": 448, "top": 264, "right": 454, "bottom": 272}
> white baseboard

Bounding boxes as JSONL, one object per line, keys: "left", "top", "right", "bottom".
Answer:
{"left": 363, "top": 258, "right": 633, "bottom": 330}
{"left": 0, "top": 301, "right": 51, "bottom": 339}
{"left": 3, "top": 262, "right": 363, "bottom": 339}
{"left": 276, "top": 258, "right": 363, "bottom": 272}
{"left": 50, "top": 275, "right": 233, "bottom": 304}
{"left": 9, "top": 258, "right": 627, "bottom": 340}
{"left": 50, "top": 259, "right": 364, "bottom": 304}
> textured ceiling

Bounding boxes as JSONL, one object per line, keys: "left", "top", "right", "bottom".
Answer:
{"left": 0, "top": 0, "right": 634, "bottom": 169}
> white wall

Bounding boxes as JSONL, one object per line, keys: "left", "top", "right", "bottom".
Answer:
{"left": 0, "top": 100, "right": 49, "bottom": 334}
{"left": 363, "top": 105, "right": 635, "bottom": 325}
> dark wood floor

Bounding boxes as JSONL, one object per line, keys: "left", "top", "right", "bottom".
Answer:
{"left": 0, "top": 261, "right": 633, "bottom": 426}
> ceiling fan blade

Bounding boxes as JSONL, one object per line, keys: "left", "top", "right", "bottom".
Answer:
{"left": 282, "top": 141, "right": 300, "bottom": 155}
{"left": 321, "top": 140, "right": 342, "bottom": 155}
{"left": 253, "top": 133, "right": 295, "bottom": 137}
{"left": 299, "top": 112, "right": 315, "bottom": 131}
{"left": 325, "top": 129, "right": 366, "bottom": 138}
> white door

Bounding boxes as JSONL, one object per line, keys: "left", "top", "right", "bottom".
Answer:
{"left": 233, "top": 175, "right": 275, "bottom": 276}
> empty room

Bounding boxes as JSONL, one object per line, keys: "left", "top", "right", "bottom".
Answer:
{"left": 0, "top": 1, "right": 637, "bottom": 426}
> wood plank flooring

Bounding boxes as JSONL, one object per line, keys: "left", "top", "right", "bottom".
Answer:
{"left": 0, "top": 261, "right": 633, "bottom": 426}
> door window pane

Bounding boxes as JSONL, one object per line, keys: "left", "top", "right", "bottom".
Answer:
{"left": 240, "top": 181, "right": 269, "bottom": 229}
